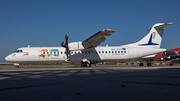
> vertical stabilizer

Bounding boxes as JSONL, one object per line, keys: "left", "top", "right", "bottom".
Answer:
{"left": 123, "top": 23, "right": 173, "bottom": 48}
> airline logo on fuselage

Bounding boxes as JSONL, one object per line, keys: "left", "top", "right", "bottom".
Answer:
{"left": 138, "top": 33, "right": 159, "bottom": 46}
{"left": 38, "top": 49, "right": 59, "bottom": 58}
{"left": 38, "top": 49, "right": 59, "bottom": 52}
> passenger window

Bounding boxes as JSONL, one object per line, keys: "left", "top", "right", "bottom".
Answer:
{"left": 102, "top": 51, "right": 104, "bottom": 53}
{"left": 61, "top": 52, "right": 63, "bottom": 54}
{"left": 75, "top": 51, "right": 76, "bottom": 54}
{"left": 20, "top": 50, "right": 23, "bottom": 53}
{"left": 85, "top": 51, "right": 87, "bottom": 54}
{"left": 112, "top": 51, "right": 114, "bottom": 53}
{"left": 43, "top": 52, "right": 45, "bottom": 54}
{"left": 105, "top": 51, "right": 107, "bottom": 53}
{"left": 89, "top": 51, "right": 90, "bottom": 54}
{"left": 47, "top": 52, "right": 49, "bottom": 54}
{"left": 115, "top": 51, "right": 117, "bottom": 53}
{"left": 54, "top": 52, "right": 56, "bottom": 54}
{"left": 95, "top": 51, "right": 97, "bottom": 53}
{"left": 99, "top": 51, "right": 101, "bottom": 54}
{"left": 121, "top": 51, "right": 123, "bottom": 53}
{"left": 124, "top": 51, "right": 126, "bottom": 53}
{"left": 118, "top": 51, "right": 120, "bottom": 53}
{"left": 81, "top": 51, "right": 83, "bottom": 54}
{"left": 109, "top": 51, "right": 111, "bottom": 53}
{"left": 92, "top": 51, "right": 94, "bottom": 54}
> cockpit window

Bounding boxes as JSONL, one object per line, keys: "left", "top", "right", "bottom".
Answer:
{"left": 14, "top": 50, "right": 23, "bottom": 53}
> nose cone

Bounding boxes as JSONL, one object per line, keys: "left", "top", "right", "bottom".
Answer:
{"left": 5, "top": 55, "right": 10, "bottom": 62}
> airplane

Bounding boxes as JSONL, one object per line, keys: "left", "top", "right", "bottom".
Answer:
{"left": 142, "top": 47, "right": 180, "bottom": 66}
{"left": 5, "top": 22, "right": 173, "bottom": 67}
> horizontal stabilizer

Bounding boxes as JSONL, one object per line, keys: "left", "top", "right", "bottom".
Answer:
{"left": 147, "top": 22, "right": 174, "bottom": 31}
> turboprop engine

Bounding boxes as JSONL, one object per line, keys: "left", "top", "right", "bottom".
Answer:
{"left": 61, "top": 33, "right": 86, "bottom": 60}
{"left": 68, "top": 42, "right": 85, "bottom": 51}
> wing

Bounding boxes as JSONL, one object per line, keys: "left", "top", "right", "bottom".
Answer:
{"left": 82, "top": 29, "right": 116, "bottom": 49}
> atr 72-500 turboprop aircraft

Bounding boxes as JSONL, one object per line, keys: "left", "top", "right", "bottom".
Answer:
{"left": 5, "top": 23, "right": 173, "bottom": 67}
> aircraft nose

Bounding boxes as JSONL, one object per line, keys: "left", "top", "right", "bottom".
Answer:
{"left": 5, "top": 56, "right": 10, "bottom": 62}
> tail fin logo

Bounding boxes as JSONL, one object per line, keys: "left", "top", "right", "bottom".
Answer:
{"left": 138, "top": 33, "right": 159, "bottom": 46}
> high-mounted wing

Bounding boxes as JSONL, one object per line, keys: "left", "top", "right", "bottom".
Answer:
{"left": 82, "top": 29, "right": 116, "bottom": 49}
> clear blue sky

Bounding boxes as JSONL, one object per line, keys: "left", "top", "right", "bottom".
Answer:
{"left": 1, "top": 0, "right": 180, "bottom": 63}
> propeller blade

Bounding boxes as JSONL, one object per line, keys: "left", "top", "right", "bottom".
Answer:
{"left": 65, "top": 36, "right": 69, "bottom": 45}
{"left": 61, "top": 33, "right": 70, "bottom": 61}
{"left": 61, "top": 41, "right": 64, "bottom": 47}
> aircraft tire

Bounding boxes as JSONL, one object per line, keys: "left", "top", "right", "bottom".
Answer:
{"left": 139, "top": 63, "right": 144, "bottom": 66}
{"left": 15, "top": 66, "right": 19, "bottom": 68}
{"left": 147, "top": 63, "right": 152, "bottom": 66}
{"left": 170, "top": 63, "right": 173, "bottom": 66}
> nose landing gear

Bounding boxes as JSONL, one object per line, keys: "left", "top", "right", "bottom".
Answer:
{"left": 13, "top": 63, "right": 19, "bottom": 68}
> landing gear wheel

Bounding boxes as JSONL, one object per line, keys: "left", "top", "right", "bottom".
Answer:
{"left": 170, "top": 63, "right": 173, "bottom": 66}
{"left": 81, "top": 62, "right": 91, "bottom": 67}
{"left": 147, "top": 63, "right": 152, "bottom": 66}
{"left": 139, "top": 63, "right": 144, "bottom": 66}
{"left": 15, "top": 66, "right": 19, "bottom": 68}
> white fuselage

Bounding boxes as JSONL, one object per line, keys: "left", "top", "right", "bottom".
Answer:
{"left": 5, "top": 46, "right": 166, "bottom": 65}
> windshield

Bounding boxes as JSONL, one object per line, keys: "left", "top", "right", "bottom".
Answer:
{"left": 14, "top": 50, "right": 23, "bottom": 53}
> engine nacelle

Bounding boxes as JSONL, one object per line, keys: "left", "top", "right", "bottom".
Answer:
{"left": 68, "top": 42, "right": 85, "bottom": 51}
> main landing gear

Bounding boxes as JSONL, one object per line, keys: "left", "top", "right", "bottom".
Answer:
{"left": 170, "top": 63, "right": 173, "bottom": 66}
{"left": 139, "top": 63, "right": 144, "bottom": 66}
{"left": 139, "top": 62, "right": 152, "bottom": 66}
{"left": 147, "top": 62, "right": 152, "bottom": 66}
{"left": 81, "top": 61, "right": 91, "bottom": 67}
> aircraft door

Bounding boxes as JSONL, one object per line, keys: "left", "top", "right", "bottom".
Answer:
{"left": 128, "top": 47, "right": 133, "bottom": 59}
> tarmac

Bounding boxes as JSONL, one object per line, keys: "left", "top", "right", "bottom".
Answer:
{"left": 0, "top": 65, "right": 180, "bottom": 101}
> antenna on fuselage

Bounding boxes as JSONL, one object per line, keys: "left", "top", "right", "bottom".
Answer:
{"left": 28, "top": 45, "right": 30, "bottom": 48}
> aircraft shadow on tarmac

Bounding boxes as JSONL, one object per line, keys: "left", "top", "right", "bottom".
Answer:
{"left": 0, "top": 67, "right": 180, "bottom": 101}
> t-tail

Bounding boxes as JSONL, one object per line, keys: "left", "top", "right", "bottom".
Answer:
{"left": 124, "top": 22, "right": 174, "bottom": 48}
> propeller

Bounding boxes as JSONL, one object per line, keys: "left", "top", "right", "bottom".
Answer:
{"left": 61, "top": 33, "right": 70, "bottom": 60}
